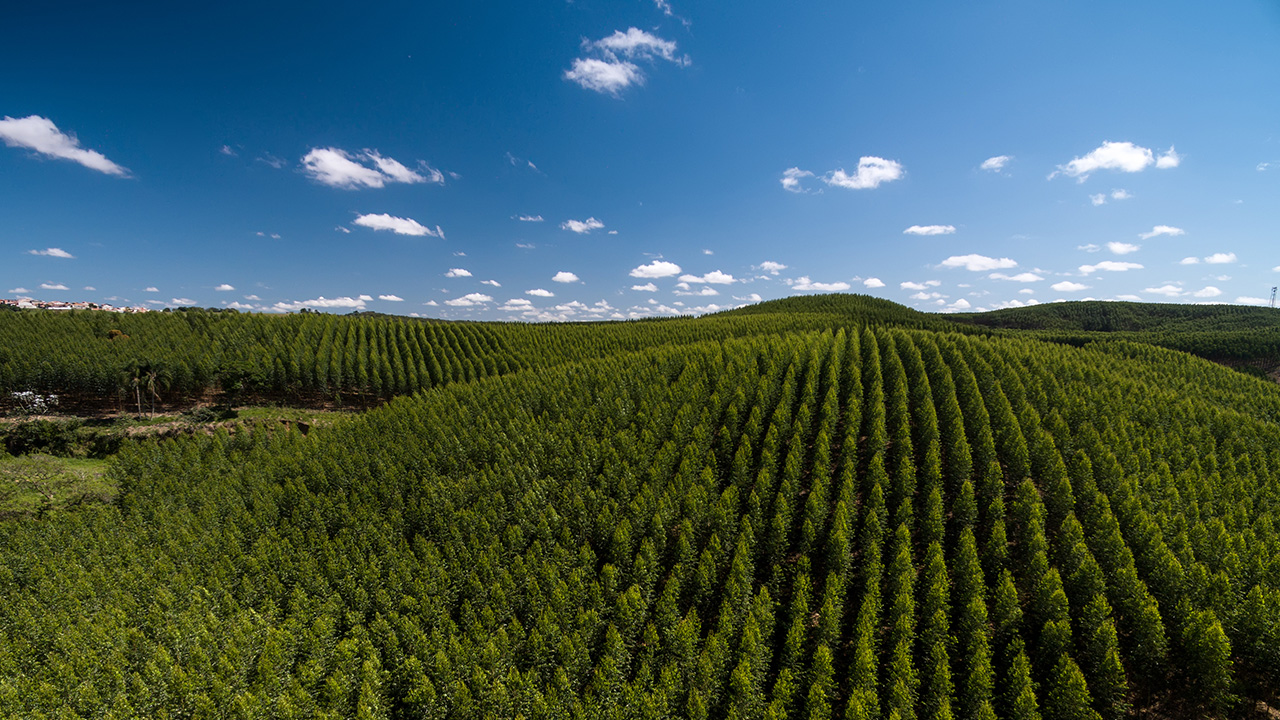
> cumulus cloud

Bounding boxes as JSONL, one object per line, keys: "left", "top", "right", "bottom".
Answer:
{"left": 379, "top": 294, "right": 404, "bottom": 301}
{"left": 273, "top": 296, "right": 368, "bottom": 311}
{"left": 444, "top": 268, "right": 472, "bottom": 278}
{"left": 552, "top": 271, "right": 580, "bottom": 283}
{"left": 170, "top": 298, "right": 197, "bottom": 306}
{"left": 630, "top": 260, "right": 681, "bottom": 278}
{"left": 1053, "top": 141, "right": 1179, "bottom": 181}
{"left": 757, "top": 261, "right": 787, "bottom": 275}
{"left": 144, "top": 287, "right": 159, "bottom": 292}
{"left": 40, "top": 282, "right": 69, "bottom": 291}
{"left": 353, "top": 213, "right": 443, "bottom": 237}
{"left": 1052, "top": 281, "right": 1090, "bottom": 292}
{"left": 823, "top": 157, "right": 904, "bottom": 190}
{"left": 793, "top": 277, "right": 851, "bottom": 292}
{"left": 0, "top": 115, "right": 129, "bottom": 176}
{"left": 1108, "top": 242, "right": 1141, "bottom": 255}
{"left": 215, "top": 284, "right": 235, "bottom": 291}
{"left": 1111, "top": 189, "right": 1132, "bottom": 200}
{"left": 988, "top": 272, "right": 1044, "bottom": 282}
{"left": 1144, "top": 285, "right": 1183, "bottom": 297}
{"left": 302, "top": 147, "right": 441, "bottom": 189}
{"left": 28, "top": 247, "right": 74, "bottom": 258}
{"left": 565, "top": 28, "right": 688, "bottom": 95}
{"left": 1205, "top": 252, "right": 1237, "bottom": 264}
{"left": 940, "top": 254, "right": 1017, "bottom": 272}
{"left": 863, "top": 277, "right": 885, "bottom": 288}
{"left": 901, "top": 280, "right": 942, "bottom": 290}
{"left": 444, "top": 292, "right": 493, "bottom": 307}
{"left": 632, "top": 283, "right": 658, "bottom": 292}
{"left": 781, "top": 167, "right": 814, "bottom": 192}
{"left": 561, "top": 217, "right": 605, "bottom": 234}
{"left": 1079, "top": 261, "right": 1143, "bottom": 274}
{"left": 1193, "top": 286, "right": 1222, "bottom": 298}
{"left": 1179, "top": 257, "right": 1200, "bottom": 265}
{"left": 1139, "top": 225, "right": 1184, "bottom": 240}
{"left": 980, "top": 155, "right": 1011, "bottom": 172}
{"left": 480, "top": 280, "right": 501, "bottom": 287}
{"left": 904, "top": 225, "right": 955, "bottom": 236}
{"left": 517, "top": 215, "right": 544, "bottom": 222}
{"left": 679, "top": 270, "right": 736, "bottom": 284}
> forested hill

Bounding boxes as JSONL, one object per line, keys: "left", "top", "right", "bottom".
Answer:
{"left": 952, "top": 300, "right": 1280, "bottom": 363}
{"left": 3, "top": 304, "right": 1280, "bottom": 717}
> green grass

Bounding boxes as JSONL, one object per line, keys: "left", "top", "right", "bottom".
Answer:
{"left": 0, "top": 454, "right": 113, "bottom": 515}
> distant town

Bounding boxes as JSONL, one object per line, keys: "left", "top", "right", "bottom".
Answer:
{"left": 1, "top": 297, "right": 154, "bottom": 313}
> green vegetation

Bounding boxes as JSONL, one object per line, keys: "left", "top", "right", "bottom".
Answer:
{"left": 1, "top": 297, "right": 1279, "bottom": 718}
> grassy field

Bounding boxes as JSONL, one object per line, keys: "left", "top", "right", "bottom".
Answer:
{"left": 0, "top": 454, "right": 112, "bottom": 515}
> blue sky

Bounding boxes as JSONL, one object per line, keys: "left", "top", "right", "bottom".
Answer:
{"left": 3, "top": 0, "right": 1279, "bottom": 319}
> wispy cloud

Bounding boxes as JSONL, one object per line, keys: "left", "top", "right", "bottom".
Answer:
{"left": 0, "top": 115, "right": 129, "bottom": 176}
{"left": 904, "top": 225, "right": 955, "bottom": 236}
{"left": 1139, "top": 225, "right": 1184, "bottom": 240}
{"left": 940, "top": 254, "right": 1017, "bottom": 272}
{"left": 1079, "top": 261, "right": 1143, "bottom": 274}
{"left": 28, "top": 247, "right": 74, "bottom": 258}
{"left": 302, "top": 147, "right": 442, "bottom": 189}
{"left": 980, "top": 155, "right": 1011, "bottom": 172}
{"left": 561, "top": 217, "right": 605, "bottom": 234}
{"left": 565, "top": 28, "right": 688, "bottom": 95}
{"left": 516, "top": 214, "right": 544, "bottom": 222}
{"left": 1052, "top": 141, "right": 1180, "bottom": 181}
{"left": 353, "top": 213, "right": 443, "bottom": 237}
{"left": 781, "top": 167, "right": 814, "bottom": 193}
{"left": 630, "top": 260, "right": 681, "bottom": 278}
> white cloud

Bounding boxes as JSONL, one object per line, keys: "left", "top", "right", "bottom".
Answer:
{"left": 679, "top": 270, "right": 736, "bottom": 284}
{"left": 1111, "top": 189, "right": 1132, "bottom": 200}
{"left": 1144, "top": 285, "right": 1183, "bottom": 297}
{"left": 1053, "top": 141, "right": 1178, "bottom": 181}
{"left": 910, "top": 291, "right": 944, "bottom": 300}
{"left": 28, "top": 247, "right": 74, "bottom": 258}
{"left": 444, "top": 268, "right": 472, "bottom": 278}
{"left": 1090, "top": 193, "right": 1107, "bottom": 206}
{"left": 0, "top": 115, "right": 129, "bottom": 176}
{"left": 630, "top": 260, "right": 681, "bottom": 278}
{"left": 1139, "top": 225, "right": 1184, "bottom": 240}
{"left": 1078, "top": 244, "right": 1101, "bottom": 253}
{"left": 1205, "top": 252, "right": 1237, "bottom": 264}
{"left": 947, "top": 298, "right": 972, "bottom": 310}
{"left": 823, "top": 157, "right": 904, "bottom": 190}
{"left": 904, "top": 225, "right": 955, "bottom": 236}
{"left": 793, "top": 276, "right": 851, "bottom": 292}
{"left": 1156, "top": 147, "right": 1181, "bottom": 169}
{"left": 353, "top": 213, "right": 443, "bottom": 237}
{"left": 379, "top": 294, "right": 404, "bottom": 301}
{"left": 1079, "top": 261, "right": 1143, "bottom": 274}
{"left": 940, "top": 254, "right": 1017, "bottom": 272}
{"left": 632, "top": 283, "right": 658, "bottom": 292}
{"left": 980, "top": 155, "right": 1011, "bottom": 172}
{"left": 501, "top": 298, "right": 533, "bottom": 310}
{"left": 1051, "top": 281, "right": 1090, "bottom": 292}
{"left": 215, "top": 284, "right": 235, "bottom": 291}
{"left": 1108, "top": 242, "right": 1141, "bottom": 255}
{"left": 901, "top": 280, "right": 942, "bottom": 290}
{"left": 863, "top": 277, "right": 885, "bottom": 288}
{"left": 301, "top": 147, "right": 440, "bottom": 189}
{"left": 526, "top": 288, "right": 555, "bottom": 297}
{"left": 758, "top": 261, "right": 787, "bottom": 275}
{"left": 480, "top": 280, "right": 501, "bottom": 287}
{"left": 358, "top": 295, "right": 373, "bottom": 302}
{"left": 273, "top": 296, "right": 369, "bottom": 311}
{"left": 552, "top": 271, "right": 580, "bottom": 283}
{"left": 244, "top": 294, "right": 261, "bottom": 301}
{"left": 423, "top": 300, "right": 438, "bottom": 306}
{"left": 988, "top": 272, "right": 1044, "bottom": 282}
{"left": 517, "top": 215, "right": 544, "bottom": 222}
{"left": 781, "top": 167, "right": 814, "bottom": 192}
{"left": 144, "top": 286, "right": 159, "bottom": 292}
{"left": 8, "top": 287, "right": 32, "bottom": 294}
{"left": 1237, "top": 296, "right": 1271, "bottom": 306}
{"left": 565, "top": 28, "right": 687, "bottom": 95}
{"left": 561, "top": 217, "right": 605, "bottom": 234}
{"left": 444, "top": 292, "right": 493, "bottom": 307}
{"left": 1180, "top": 257, "right": 1200, "bottom": 265}
{"left": 40, "top": 282, "right": 69, "bottom": 291}
{"left": 676, "top": 286, "right": 720, "bottom": 297}
{"left": 1193, "top": 286, "right": 1222, "bottom": 298}
{"left": 335, "top": 226, "right": 351, "bottom": 234}
{"left": 83, "top": 286, "right": 94, "bottom": 291}
{"left": 170, "top": 298, "right": 197, "bottom": 306}
{"left": 220, "top": 145, "right": 237, "bottom": 156}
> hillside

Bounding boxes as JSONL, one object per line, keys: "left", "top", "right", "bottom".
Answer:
{"left": 1, "top": 300, "right": 1278, "bottom": 718}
